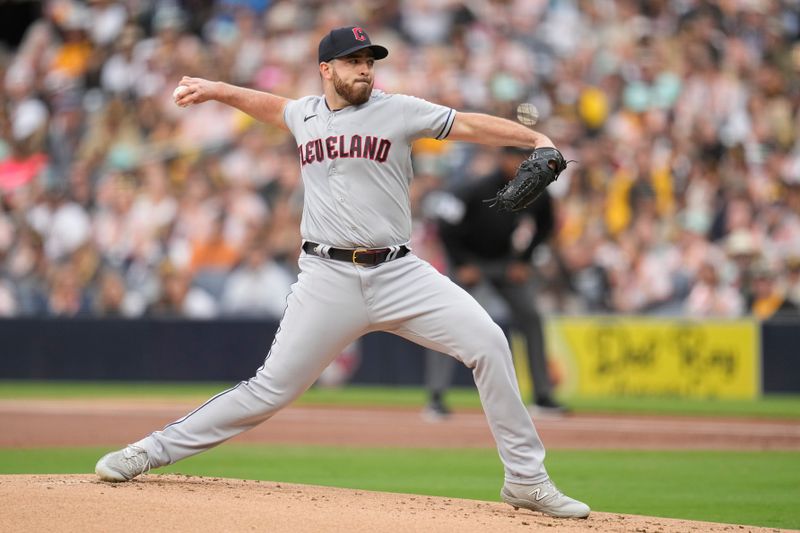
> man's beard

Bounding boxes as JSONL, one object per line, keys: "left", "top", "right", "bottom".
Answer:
{"left": 332, "top": 69, "right": 373, "bottom": 106}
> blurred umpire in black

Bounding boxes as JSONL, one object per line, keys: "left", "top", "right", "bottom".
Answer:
{"left": 424, "top": 146, "right": 564, "bottom": 419}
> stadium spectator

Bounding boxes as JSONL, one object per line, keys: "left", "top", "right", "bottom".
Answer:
{"left": 93, "top": 268, "right": 130, "bottom": 317}
{"left": 685, "top": 261, "right": 744, "bottom": 318}
{"left": 747, "top": 260, "right": 800, "bottom": 320}
{"left": 0, "top": 279, "right": 17, "bottom": 316}
{"left": 724, "top": 230, "right": 760, "bottom": 304}
{"left": 147, "top": 261, "right": 217, "bottom": 319}
{"left": 188, "top": 213, "right": 240, "bottom": 274}
{"left": 45, "top": 262, "right": 91, "bottom": 317}
{"left": 26, "top": 186, "right": 92, "bottom": 262}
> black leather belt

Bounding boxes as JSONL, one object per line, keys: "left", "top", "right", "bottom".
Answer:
{"left": 303, "top": 241, "right": 410, "bottom": 266}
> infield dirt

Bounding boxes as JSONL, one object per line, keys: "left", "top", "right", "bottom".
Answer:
{"left": 0, "top": 474, "right": 788, "bottom": 533}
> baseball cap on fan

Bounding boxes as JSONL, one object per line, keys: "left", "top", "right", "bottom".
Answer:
{"left": 318, "top": 26, "right": 389, "bottom": 63}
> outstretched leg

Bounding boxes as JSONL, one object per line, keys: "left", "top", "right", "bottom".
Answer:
{"left": 96, "top": 256, "right": 369, "bottom": 479}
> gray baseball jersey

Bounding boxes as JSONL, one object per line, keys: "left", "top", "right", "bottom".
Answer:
{"left": 283, "top": 90, "right": 455, "bottom": 248}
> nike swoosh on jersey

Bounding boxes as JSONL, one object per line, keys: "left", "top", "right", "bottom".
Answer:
{"left": 304, "top": 114, "right": 318, "bottom": 122}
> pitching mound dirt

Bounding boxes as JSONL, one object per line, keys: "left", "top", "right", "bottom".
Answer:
{"left": 0, "top": 475, "right": 783, "bottom": 533}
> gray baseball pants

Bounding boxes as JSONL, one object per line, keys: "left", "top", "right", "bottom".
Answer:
{"left": 135, "top": 252, "right": 549, "bottom": 484}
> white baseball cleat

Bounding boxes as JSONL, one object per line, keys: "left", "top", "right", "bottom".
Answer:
{"left": 501, "top": 479, "right": 590, "bottom": 518}
{"left": 95, "top": 445, "right": 151, "bottom": 482}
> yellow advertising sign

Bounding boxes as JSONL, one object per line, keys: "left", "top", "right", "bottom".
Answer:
{"left": 546, "top": 318, "right": 760, "bottom": 399}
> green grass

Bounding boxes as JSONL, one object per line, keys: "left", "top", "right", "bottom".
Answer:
{"left": 2, "top": 380, "right": 800, "bottom": 419}
{"left": 0, "top": 381, "right": 231, "bottom": 400}
{"left": 566, "top": 395, "right": 800, "bottom": 419}
{"left": 0, "top": 446, "right": 797, "bottom": 529}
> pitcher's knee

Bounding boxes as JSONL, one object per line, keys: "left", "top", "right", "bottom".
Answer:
{"left": 240, "top": 378, "right": 299, "bottom": 414}
{"left": 465, "top": 322, "right": 511, "bottom": 366}
{"left": 488, "top": 322, "right": 510, "bottom": 351}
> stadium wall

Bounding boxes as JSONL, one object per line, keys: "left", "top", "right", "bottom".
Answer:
{"left": 0, "top": 317, "right": 797, "bottom": 394}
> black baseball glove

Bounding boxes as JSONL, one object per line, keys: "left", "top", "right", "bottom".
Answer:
{"left": 486, "top": 147, "right": 569, "bottom": 212}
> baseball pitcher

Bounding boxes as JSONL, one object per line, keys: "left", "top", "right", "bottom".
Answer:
{"left": 95, "top": 26, "right": 588, "bottom": 519}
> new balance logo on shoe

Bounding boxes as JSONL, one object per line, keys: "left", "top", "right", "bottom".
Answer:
{"left": 304, "top": 114, "right": 318, "bottom": 122}
{"left": 501, "top": 480, "right": 590, "bottom": 518}
{"left": 528, "top": 487, "right": 547, "bottom": 501}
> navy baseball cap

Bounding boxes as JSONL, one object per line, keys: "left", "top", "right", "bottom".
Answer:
{"left": 318, "top": 26, "right": 389, "bottom": 63}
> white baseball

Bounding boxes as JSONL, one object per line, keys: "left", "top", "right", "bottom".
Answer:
{"left": 172, "top": 85, "right": 190, "bottom": 105}
{"left": 516, "top": 102, "right": 539, "bottom": 127}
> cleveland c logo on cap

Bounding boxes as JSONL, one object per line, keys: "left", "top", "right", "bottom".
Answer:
{"left": 318, "top": 26, "right": 388, "bottom": 63}
{"left": 352, "top": 27, "right": 367, "bottom": 41}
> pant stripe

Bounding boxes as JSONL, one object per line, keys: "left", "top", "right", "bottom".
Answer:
{"left": 161, "top": 276, "right": 299, "bottom": 431}
{"left": 161, "top": 383, "right": 243, "bottom": 431}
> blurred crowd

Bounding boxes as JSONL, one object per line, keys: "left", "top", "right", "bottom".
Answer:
{"left": 1, "top": 0, "right": 799, "bottom": 320}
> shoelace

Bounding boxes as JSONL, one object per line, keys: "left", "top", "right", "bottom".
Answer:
{"left": 122, "top": 446, "right": 151, "bottom": 477}
{"left": 547, "top": 482, "right": 565, "bottom": 501}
